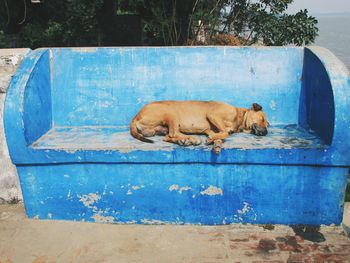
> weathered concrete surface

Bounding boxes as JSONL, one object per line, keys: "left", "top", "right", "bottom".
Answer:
{"left": 343, "top": 202, "right": 350, "bottom": 237}
{"left": 0, "top": 49, "right": 29, "bottom": 93}
{"left": 0, "top": 48, "right": 29, "bottom": 203}
{"left": 1, "top": 204, "right": 350, "bottom": 263}
{"left": 0, "top": 94, "right": 20, "bottom": 203}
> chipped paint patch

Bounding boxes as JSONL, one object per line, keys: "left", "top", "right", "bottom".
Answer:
{"left": 238, "top": 202, "right": 251, "bottom": 215}
{"left": 200, "top": 186, "right": 223, "bottom": 196}
{"left": 269, "top": 100, "right": 277, "bottom": 110}
{"left": 169, "top": 185, "right": 192, "bottom": 194}
{"left": 91, "top": 213, "right": 115, "bottom": 223}
{"left": 141, "top": 219, "right": 166, "bottom": 225}
{"left": 234, "top": 202, "right": 257, "bottom": 222}
{"left": 78, "top": 193, "right": 101, "bottom": 208}
{"left": 144, "top": 219, "right": 184, "bottom": 225}
{"left": 179, "top": 186, "right": 192, "bottom": 194}
{"left": 169, "top": 184, "right": 179, "bottom": 191}
{"left": 72, "top": 47, "right": 97, "bottom": 53}
{"left": 140, "top": 219, "right": 185, "bottom": 225}
{"left": 113, "top": 220, "right": 138, "bottom": 224}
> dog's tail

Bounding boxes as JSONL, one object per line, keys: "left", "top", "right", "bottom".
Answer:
{"left": 130, "top": 116, "right": 154, "bottom": 143}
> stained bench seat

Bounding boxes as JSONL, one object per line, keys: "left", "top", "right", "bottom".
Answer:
{"left": 31, "top": 124, "right": 326, "bottom": 152}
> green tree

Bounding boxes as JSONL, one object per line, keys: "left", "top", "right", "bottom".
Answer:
{"left": 64, "top": 0, "right": 104, "bottom": 46}
{"left": 0, "top": 30, "right": 8, "bottom": 47}
{"left": 121, "top": 0, "right": 318, "bottom": 46}
{"left": 125, "top": 0, "right": 223, "bottom": 45}
{"left": 0, "top": 0, "right": 318, "bottom": 48}
{"left": 0, "top": 0, "right": 104, "bottom": 48}
{"left": 221, "top": 0, "right": 318, "bottom": 45}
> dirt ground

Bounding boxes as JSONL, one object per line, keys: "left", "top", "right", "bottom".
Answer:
{"left": 1, "top": 203, "right": 350, "bottom": 263}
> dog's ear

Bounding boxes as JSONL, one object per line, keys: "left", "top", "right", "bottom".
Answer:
{"left": 252, "top": 103, "right": 262, "bottom": 112}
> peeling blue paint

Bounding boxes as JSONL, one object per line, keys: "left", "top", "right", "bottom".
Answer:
{"left": 4, "top": 46, "right": 350, "bottom": 225}
{"left": 18, "top": 164, "right": 348, "bottom": 225}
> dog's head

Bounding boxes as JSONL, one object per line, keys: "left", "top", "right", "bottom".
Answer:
{"left": 243, "top": 103, "right": 269, "bottom": 136}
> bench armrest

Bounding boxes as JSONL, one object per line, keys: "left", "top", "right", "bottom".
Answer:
{"left": 4, "top": 49, "right": 52, "bottom": 163}
{"left": 303, "top": 47, "right": 350, "bottom": 161}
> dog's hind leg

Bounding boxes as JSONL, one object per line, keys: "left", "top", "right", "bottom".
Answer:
{"left": 163, "top": 134, "right": 201, "bottom": 146}
{"left": 205, "top": 115, "right": 230, "bottom": 145}
{"left": 163, "top": 116, "right": 201, "bottom": 146}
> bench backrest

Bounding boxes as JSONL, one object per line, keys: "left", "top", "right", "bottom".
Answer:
{"left": 50, "top": 47, "right": 304, "bottom": 127}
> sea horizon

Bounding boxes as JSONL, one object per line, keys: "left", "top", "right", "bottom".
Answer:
{"left": 314, "top": 13, "right": 350, "bottom": 69}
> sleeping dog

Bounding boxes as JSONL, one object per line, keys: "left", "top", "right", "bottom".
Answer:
{"left": 130, "top": 101, "right": 269, "bottom": 154}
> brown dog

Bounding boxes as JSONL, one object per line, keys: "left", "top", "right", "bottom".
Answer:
{"left": 130, "top": 101, "right": 269, "bottom": 153}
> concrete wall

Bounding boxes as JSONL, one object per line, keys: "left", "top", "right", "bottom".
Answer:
{"left": 0, "top": 48, "right": 30, "bottom": 203}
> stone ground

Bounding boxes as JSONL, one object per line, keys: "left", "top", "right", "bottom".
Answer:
{"left": 0, "top": 204, "right": 350, "bottom": 263}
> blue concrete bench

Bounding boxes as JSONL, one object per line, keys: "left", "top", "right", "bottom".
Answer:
{"left": 4, "top": 46, "right": 350, "bottom": 225}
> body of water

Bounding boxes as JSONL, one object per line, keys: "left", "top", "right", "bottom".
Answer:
{"left": 315, "top": 14, "right": 350, "bottom": 69}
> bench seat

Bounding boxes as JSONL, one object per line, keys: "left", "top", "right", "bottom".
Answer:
{"left": 32, "top": 124, "right": 325, "bottom": 151}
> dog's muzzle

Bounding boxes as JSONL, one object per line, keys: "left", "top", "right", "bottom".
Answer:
{"left": 251, "top": 123, "right": 268, "bottom": 136}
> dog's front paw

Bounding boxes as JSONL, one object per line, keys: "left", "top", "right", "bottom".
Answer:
{"left": 212, "top": 140, "right": 222, "bottom": 154}
{"left": 213, "top": 146, "right": 221, "bottom": 154}
{"left": 206, "top": 137, "right": 214, "bottom": 145}
{"left": 179, "top": 138, "right": 192, "bottom": 146}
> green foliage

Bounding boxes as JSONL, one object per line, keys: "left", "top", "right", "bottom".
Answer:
{"left": 221, "top": 0, "right": 318, "bottom": 46}
{"left": 189, "top": 33, "right": 241, "bottom": 46}
{"left": 20, "top": 21, "right": 65, "bottom": 48}
{"left": 45, "top": 21, "right": 64, "bottom": 46}
{"left": 125, "top": 0, "right": 198, "bottom": 45}
{"left": 0, "top": 0, "right": 105, "bottom": 48}
{"left": 0, "top": 30, "right": 8, "bottom": 48}
{"left": 132, "top": 0, "right": 318, "bottom": 46}
{"left": 21, "top": 23, "right": 45, "bottom": 48}
{"left": 64, "top": 0, "right": 104, "bottom": 46}
{"left": 0, "top": 0, "right": 318, "bottom": 48}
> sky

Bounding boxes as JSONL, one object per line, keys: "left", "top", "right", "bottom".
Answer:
{"left": 288, "top": 0, "right": 350, "bottom": 15}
